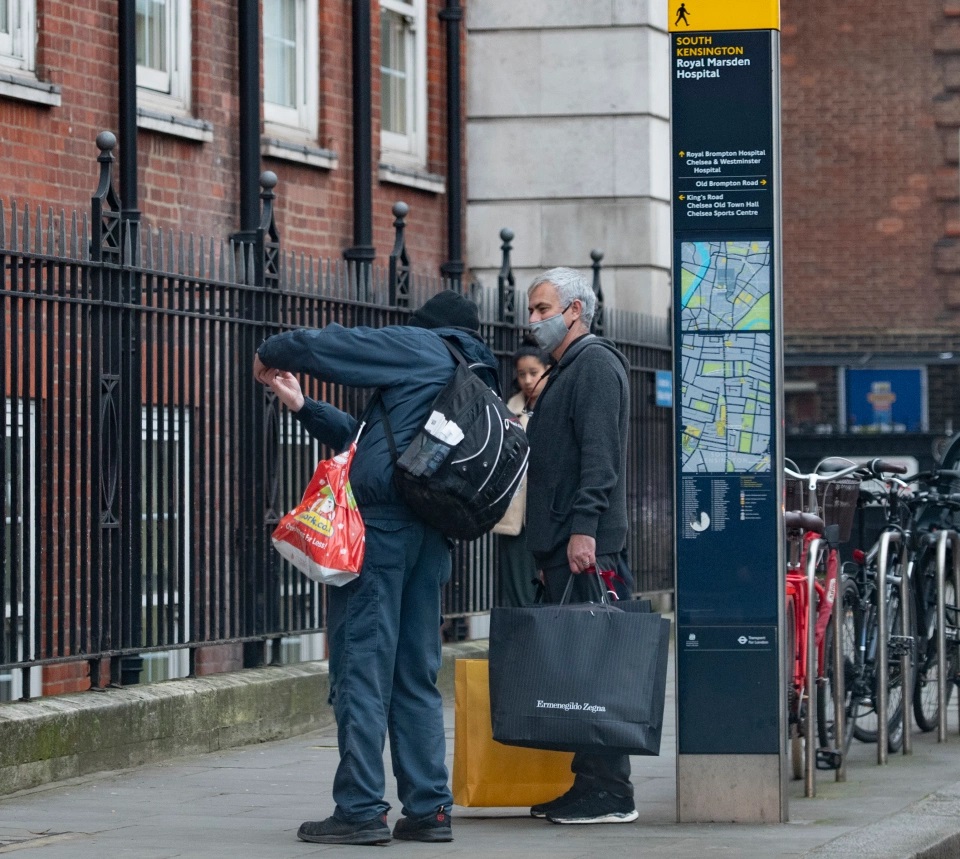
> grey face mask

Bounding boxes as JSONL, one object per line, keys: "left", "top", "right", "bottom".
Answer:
{"left": 529, "top": 304, "right": 571, "bottom": 353}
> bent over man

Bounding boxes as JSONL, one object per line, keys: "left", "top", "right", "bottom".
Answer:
{"left": 254, "top": 291, "right": 498, "bottom": 846}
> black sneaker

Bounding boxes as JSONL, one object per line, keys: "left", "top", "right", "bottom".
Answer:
{"left": 297, "top": 813, "right": 391, "bottom": 845}
{"left": 546, "top": 790, "right": 638, "bottom": 825}
{"left": 392, "top": 805, "right": 453, "bottom": 842}
{"left": 530, "top": 783, "right": 588, "bottom": 818}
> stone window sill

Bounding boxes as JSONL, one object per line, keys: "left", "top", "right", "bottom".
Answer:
{"left": 137, "top": 108, "right": 213, "bottom": 143}
{"left": 378, "top": 163, "right": 446, "bottom": 195}
{"left": 262, "top": 137, "right": 338, "bottom": 170}
{"left": 0, "top": 72, "right": 61, "bottom": 107}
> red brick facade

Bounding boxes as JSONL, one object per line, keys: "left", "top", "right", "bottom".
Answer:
{"left": 1, "top": 1, "right": 456, "bottom": 271}
{"left": 780, "top": 0, "right": 960, "bottom": 435}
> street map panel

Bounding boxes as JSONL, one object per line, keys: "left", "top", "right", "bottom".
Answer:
{"left": 680, "top": 240, "right": 770, "bottom": 331}
{"left": 679, "top": 240, "right": 772, "bottom": 473}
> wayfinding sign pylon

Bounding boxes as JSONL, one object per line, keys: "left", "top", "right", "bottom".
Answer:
{"left": 668, "top": 0, "right": 787, "bottom": 823}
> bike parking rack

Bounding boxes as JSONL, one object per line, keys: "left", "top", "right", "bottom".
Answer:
{"left": 876, "top": 530, "right": 901, "bottom": 765}
{"left": 805, "top": 535, "right": 822, "bottom": 797}
{"left": 933, "top": 529, "right": 960, "bottom": 742}
{"left": 900, "top": 545, "right": 913, "bottom": 756}
{"left": 832, "top": 559, "right": 847, "bottom": 782}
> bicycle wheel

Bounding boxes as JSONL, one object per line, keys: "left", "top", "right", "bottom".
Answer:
{"left": 784, "top": 594, "right": 803, "bottom": 780}
{"left": 818, "top": 576, "right": 858, "bottom": 756}
{"left": 914, "top": 555, "right": 959, "bottom": 731}
{"left": 851, "top": 569, "right": 906, "bottom": 751}
{"left": 884, "top": 580, "right": 908, "bottom": 753}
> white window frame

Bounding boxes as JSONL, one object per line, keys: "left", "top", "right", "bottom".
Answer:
{"left": 138, "top": 405, "right": 191, "bottom": 684}
{"left": 136, "top": 0, "right": 192, "bottom": 116}
{"left": 1, "top": 400, "right": 38, "bottom": 703}
{"left": 379, "top": 0, "right": 427, "bottom": 168}
{"left": 0, "top": 0, "right": 36, "bottom": 74}
{"left": 263, "top": 0, "right": 319, "bottom": 140}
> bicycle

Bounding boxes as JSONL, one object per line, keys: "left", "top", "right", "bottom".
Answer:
{"left": 783, "top": 457, "right": 863, "bottom": 780}
{"left": 832, "top": 459, "right": 914, "bottom": 756}
{"left": 899, "top": 467, "right": 960, "bottom": 732}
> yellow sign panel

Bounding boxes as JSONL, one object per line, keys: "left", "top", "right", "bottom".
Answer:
{"left": 668, "top": 0, "right": 779, "bottom": 33}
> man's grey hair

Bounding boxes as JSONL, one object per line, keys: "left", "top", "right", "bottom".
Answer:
{"left": 527, "top": 267, "right": 596, "bottom": 329}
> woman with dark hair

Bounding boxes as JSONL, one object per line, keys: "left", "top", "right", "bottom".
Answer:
{"left": 493, "top": 336, "right": 554, "bottom": 606}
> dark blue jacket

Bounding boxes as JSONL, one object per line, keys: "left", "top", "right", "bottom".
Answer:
{"left": 257, "top": 323, "right": 500, "bottom": 519}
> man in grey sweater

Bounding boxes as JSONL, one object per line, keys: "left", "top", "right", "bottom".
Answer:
{"left": 523, "top": 266, "right": 636, "bottom": 825}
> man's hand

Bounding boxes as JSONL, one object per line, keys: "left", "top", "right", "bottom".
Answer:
{"left": 567, "top": 533, "right": 596, "bottom": 574}
{"left": 253, "top": 354, "right": 304, "bottom": 412}
{"left": 268, "top": 371, "right": 305, "bottom": 412}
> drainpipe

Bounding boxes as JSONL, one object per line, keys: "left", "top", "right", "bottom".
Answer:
{"left": 117, "top": 0, "right": 140, "bottom": 223}
{"left": 238, "top": 0, "right": 261, "bottom": 235}
{"left": 439, "top": 0, "right": 463, "bottom": 289}
{"left": 344, "top": 0, "right": 376, "bottom": 274}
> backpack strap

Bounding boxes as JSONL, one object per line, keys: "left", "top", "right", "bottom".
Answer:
{"left": 357, "top": 389, "right": 400, "bottom": 465}
{"left": 359, "top": 335, "right": 486, "bottom": 465}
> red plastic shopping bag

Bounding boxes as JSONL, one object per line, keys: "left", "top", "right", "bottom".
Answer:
{"left": 271, "top": 443, "right": 365, "bottom": 586}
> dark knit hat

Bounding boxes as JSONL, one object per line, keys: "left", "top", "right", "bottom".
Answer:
{"left": 409, "top": 289, "right": 480, "bottom": 332}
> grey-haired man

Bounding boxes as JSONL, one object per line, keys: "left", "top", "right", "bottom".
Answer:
{"left": 523, "top": 267, "right": 636, "bottom": 825}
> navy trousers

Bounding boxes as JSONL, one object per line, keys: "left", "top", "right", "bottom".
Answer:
{"left": 325, "top": 518, "right": 454, "bottom": 821}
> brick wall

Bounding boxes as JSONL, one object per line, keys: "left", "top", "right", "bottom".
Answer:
{"left": 1, "top": 1, "right": 456, "bottom": 272}
{"left": 42, "top": 661, "right": 90, "bottom": 696}
{"left": 780, "top": 0, "right": 960, "bottom": 346}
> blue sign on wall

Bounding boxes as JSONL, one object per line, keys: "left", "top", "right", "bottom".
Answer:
{"left": 656, "top": 370, "right": 673, "bottom": 407}
{"left": 845, "top": 368, "right": 925, "bottom": 433}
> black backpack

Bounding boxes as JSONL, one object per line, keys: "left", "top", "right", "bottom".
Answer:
{"left": 376, "top": 339, "right": 530, "bottom": 541}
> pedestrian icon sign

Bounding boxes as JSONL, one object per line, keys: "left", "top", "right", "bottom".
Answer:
{"left": 667, "top": 0, "right": 780, "bottom": 33}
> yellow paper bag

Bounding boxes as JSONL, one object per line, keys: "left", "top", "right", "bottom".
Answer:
{"left": 452, "top": 658, "right": 574, "bottom": 807}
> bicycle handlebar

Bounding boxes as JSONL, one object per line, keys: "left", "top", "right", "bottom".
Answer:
{"left": 784, "top": 461, "right": 863, "bottom": 484}
{"left": 866, "top": 458, "right": 907, "bottom": 475}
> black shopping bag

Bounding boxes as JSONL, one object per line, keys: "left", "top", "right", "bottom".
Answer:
{"left": 489, "top": 600, "right": 670, "bottom": 756}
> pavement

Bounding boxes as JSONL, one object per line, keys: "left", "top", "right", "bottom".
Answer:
{"left": 4, "top": 638, "right": 960, "bottom": 858}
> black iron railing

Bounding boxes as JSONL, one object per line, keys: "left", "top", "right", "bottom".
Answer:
{"left": 0, "top": 134, "right": 673, "bottom": 701}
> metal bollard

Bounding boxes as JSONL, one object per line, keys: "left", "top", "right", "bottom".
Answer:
{"left": 933, "top": 530, "right": 960, "bottom": 742}
{"left": 875, "top": 530, "right": 901, "bottom": 764}
{"left": 900, "top": 553, "right": 912, "bottom": 755}
{"left": 954, "top": 536, "right": 960, "bottom": 736}
{"left": 805, "top": 537, "right": 822, "bottom": 797}
{"left": 833, "top": 560, "right": 847, "bottom": 782}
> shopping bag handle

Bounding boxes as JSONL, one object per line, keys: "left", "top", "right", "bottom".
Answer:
{"left": 559, "top": 566, "right": 617, "bottom": 606}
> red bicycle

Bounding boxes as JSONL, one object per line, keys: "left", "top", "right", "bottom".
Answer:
{"left": 783, "top": 458, "right": 862, "bottom": 783}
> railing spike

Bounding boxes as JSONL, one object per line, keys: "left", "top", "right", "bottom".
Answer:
{"left": 10, "top": 200, "right": 18, "bottom": 251}
{"left": 45, "top": 207, "right": 54, "bottom": 256}
{"left": 22, "top": 204, "right": 30, "bottom": 255}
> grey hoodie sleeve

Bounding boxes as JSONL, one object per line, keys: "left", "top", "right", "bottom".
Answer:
{"left": 567, "top": 352, "right": 628, "bottom": 538}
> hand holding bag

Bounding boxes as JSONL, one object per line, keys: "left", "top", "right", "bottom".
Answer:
{"left": 489, "top": 572, "right": 670, "bottom": 756}
{"left": 452, "top": 658, "right": 574, "bottom": 807}
{"left": 271, "top": 442, "right": 365, "bottom": 586}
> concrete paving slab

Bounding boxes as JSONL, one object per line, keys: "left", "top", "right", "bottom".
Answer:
{"left": 4, "top": 643, "right": 960, "bottom": 858}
